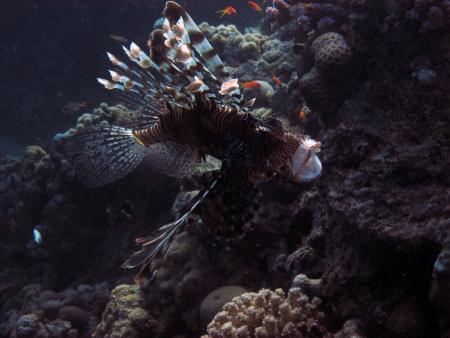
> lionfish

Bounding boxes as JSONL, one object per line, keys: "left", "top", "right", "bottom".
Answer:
{"left": 70, "top": 1, "right": 322, "bottom": 281}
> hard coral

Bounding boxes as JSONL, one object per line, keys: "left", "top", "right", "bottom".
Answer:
{"left": 1, "top": 282, "right": 111, "bottom": 337}
{"left": 12, "top": 313, "right": 48, "bottom": 338}
{"left": 54, "top": 103, "right": 139, "bottom": 142}
{"left": 199, "top": 23, "right": 266, "bottom": 64}
{"left": 398, "top": 0, "right": 450, "bottom": 33}
{"left": 22, "top": 146, "right": 53, "bottom": 179}
{"left": 300, "top": 32, "right": 355, "bottom": 120}
{"left": 201, "top": 287, "right": 329, "bottom": 338}
{"left": 265, "top": 0, "right": 365, "bottom": 43}
{"left": 93, "top": 284, "right": 157, "bottom": 338}
{"left": 200, "top": 286, "right": 248, "bottom": 327}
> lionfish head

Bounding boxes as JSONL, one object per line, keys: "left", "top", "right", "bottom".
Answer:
{"left": 289, "top": 136, "right": 322, "bottom": 183}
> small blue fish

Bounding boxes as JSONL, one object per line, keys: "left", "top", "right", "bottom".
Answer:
{"left": 32, "top": 228, "right": 42, "bottom": 244}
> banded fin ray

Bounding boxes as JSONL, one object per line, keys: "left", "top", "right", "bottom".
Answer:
{"left": 99, "top": 1, "right": 243, "bottom": 119}
{"left": 163, "top": 1, "right": 242, "bottom": 106}
{"left": 122, "top": 176, "right": 220, "bottom": 283}
{"left": 164, "top": 2, "right": 229, "bottom": 82}
{"left": 146, "top": 142, "right": 201, "bottom": 178}
{"left": 68, "top": 125, "right": 147, "bottom": 187}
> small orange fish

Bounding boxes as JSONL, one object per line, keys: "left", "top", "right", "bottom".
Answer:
{"left": 247, "top": 1, "right": 262, "bottom": 12}
{"left": 242, "top": 80, "right": 261, "bottom": 89}
{"left": 298, "top": 110, "right": 306, "bottom": 120}
{"left": 219, "top": 78, "right": 239, "bottom": 95}
{"left": 272, "top": 74, "right": 283, "bottom": 87}
{"left": 217, "top": 6, "right": 237, "bottom": 18}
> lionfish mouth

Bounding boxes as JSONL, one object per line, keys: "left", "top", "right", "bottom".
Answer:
{"left": 290, "top": 137, "right": 322, "bottom": 183}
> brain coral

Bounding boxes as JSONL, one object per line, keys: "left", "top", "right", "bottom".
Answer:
{"left": 201, "top": 287, "right": 329, "bottom": 338}
{"left": 310, "top": 32, "right": 352, "bottom": 76}
{"left": 300, "top": 32, "right": 354, "bottom": 119}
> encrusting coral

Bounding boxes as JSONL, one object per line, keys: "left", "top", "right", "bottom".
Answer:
{"left": 198, "top": 23, "right": 267, "bottom": 63}
{"left": 93, "top": 284, "right": 158, "bottom": 338}
{"left": 393, "top": 0, "right": 450, "bottom": 34}
{"left": 198, "top": 22, "right": 296, "bottom": 88}
{"left": 53, "top": 103, "right": 140, "bottom": 143}
{"left": 265, "top": 0, "right": 366, "bottom": 44}
{"left": 1, "top": 282, "right": 111, "bottom": 337}
{"left": 201, "top": 287, "right": 329, "bottom": 338}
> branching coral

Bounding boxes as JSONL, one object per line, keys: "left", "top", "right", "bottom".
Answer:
{"left": 201, "top": 287, "right": 329, "bottom": 338}
{"left": 200, "top": 286, "right": 248, "bottom": 327}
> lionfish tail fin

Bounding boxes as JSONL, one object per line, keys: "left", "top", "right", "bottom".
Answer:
{"left": 68, "top": 125, "right": 147, "bottom": 187}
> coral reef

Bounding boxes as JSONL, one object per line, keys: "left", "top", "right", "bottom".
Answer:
{"left": 265, "top": 0, "right": 366, "bottom": 43}
{"left": 198, "top": 23, "right": 264, "bottom": 63}
{"left": 199, "top": 22, "right": 298, "bottom": 114}
{"left": 1, "top": 282, "right": 110, "bottom": 337}
{"left": 333, "top": 319, "right": 365, "bottom": 338}
{"left": 1, "top": 1, "right": 450, "bottom": 337}
{"left": 53, "top": 103, "right": 140, "bottom": 142}
{"left": 93, "top": 284, "right": 158, "bottom": 338}
{"left": 299, "top": 32, "right": 355, "bottom": 120}
{"left": 387, "top": 0, "right": 450, "bottom": 34}
{"left": 201, "top": 287, "right": 328, "bottom": 338}
{"left": 12, "top": 314, "right": 50, "bottom": 338}
{"left": 200, "top": 286, "right": 248, "bottom": 326}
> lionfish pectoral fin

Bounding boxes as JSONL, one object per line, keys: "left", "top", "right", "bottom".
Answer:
{"left": 122, "top": 213, "right": 187, "bottom": 284}
{"left": 123, "top": 175, "right": 221, "bottom": 284}
{"left": 67, "top": 125, "right": 148, "bottom": 187}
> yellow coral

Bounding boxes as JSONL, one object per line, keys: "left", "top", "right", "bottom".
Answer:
{"left": 93, "top": 284, "right": 156, "bottom": 338}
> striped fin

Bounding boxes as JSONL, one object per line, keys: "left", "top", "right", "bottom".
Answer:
{"left": 67, "top": 125, "right": 147, "bottom": 187}
{"left": 163, "top": 1, "right": 242, "bottom": 105}
{"left": 100, "top": 43, "right": 189, "bottom": 114}
{"left": 146, "top": 142, "right": 201, "bottom": 178}
{"left": 96, "top": 1, "right": 243, "bottom": 126}
{"left": 68, "top": 126, "right": 206, "bottom": 187}
{"left": 122, "top": 176, "right": 220, "bottom": 283}
{"left": 164, "top": 1, "right": 229, "bottom": 81}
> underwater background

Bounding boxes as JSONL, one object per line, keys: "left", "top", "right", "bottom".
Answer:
{"left": 1, "top": 0, "right": 449, "bottom": 337}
